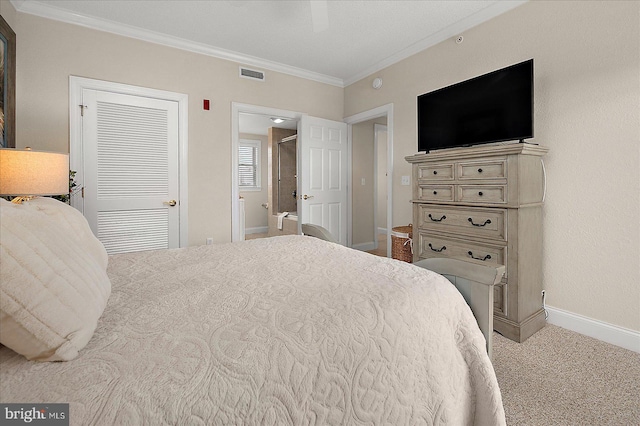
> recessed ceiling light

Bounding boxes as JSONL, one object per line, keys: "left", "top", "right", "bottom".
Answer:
{"left": 270, "top": 117, "right": 285, "bottom": 124}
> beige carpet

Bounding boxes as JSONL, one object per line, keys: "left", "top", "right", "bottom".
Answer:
{"left": 493, "top": 325, "right": 640, "bottom": 425}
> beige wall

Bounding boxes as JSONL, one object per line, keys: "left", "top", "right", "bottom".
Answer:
{"left": 0, "top": 4, "right": 15, "bottom": 29}
{"left": 238, "top": 133, "right": 268, "bottom": 231}
{"left": 8, "top": 6, "right": 343, "bottom": 246}
{"left": 352, "top": 117, "right": 387, "bottom": 246}
{"left": 345, "top": 1, "right": 640, "bottom": 331}
{"left": 351, "top": 120, "right": 374, "bottom": 246}
{"left": 376, "top": 127, "right": 387, "bottom": 232}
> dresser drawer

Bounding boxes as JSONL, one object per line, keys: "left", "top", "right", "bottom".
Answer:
{"left": 417, "top": 163, "right": 454, "bottom": 181}
{"left": 416, "top": 232, "right": 507, "bottom": 277}
{"left": 416, "top": 205, "right": 506, "bottom": 241}
{"left": 458, "top": 158, "right": 507, "bottom": 180}
{"left": 417, "top": 185, "right": 454, "bottom": 202}
{"left": 407, "top": 146, "right": 548, "bottom": 343}
{"left": 458, "top": 185, "right": 507, "bottom": 204}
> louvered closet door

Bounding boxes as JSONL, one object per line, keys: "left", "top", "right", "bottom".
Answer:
{"left": 82, "top": 89, "right": 179, "bottom": 254}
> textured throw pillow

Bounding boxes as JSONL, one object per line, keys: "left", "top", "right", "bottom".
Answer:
{"left": 0, "top": 197, "right": 111, "bottom": 361}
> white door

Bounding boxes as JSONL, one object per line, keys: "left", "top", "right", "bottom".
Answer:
{"left": 299, "top": 116, "right": 348, "bottom": 245}
{"left": 82, "top": 89, "right": 180, "bottom": 254}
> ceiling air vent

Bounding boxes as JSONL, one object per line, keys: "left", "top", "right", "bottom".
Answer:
{"left": 239, "top": 67, "right": 265, "bottom": 82}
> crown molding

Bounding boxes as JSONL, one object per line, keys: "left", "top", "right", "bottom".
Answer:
{"left": 11, "top": 0, "right": 345, "bottom": 87}
{"left": 12, "top": 0, "right": 527, "bottom": 89}
{"left": 343, "top": 0, "right": 528, "bottom": 87}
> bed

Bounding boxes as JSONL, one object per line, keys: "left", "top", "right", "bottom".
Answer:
{"left": 0, "top": 198, "right": 505, "bottom": 425}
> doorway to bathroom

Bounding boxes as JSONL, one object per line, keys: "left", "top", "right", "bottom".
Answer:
{"left": 234, "top": 108, "right": 300, "bottom": 241}
{"left": 232, "top": 102, "right": 379, "bottom": 247}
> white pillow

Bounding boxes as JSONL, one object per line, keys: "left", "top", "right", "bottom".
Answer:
{"left": 0, "top": 197, "right": 111, "bottom": 361}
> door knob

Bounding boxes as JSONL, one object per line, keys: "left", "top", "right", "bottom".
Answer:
{"left": 164, "top": 200, "right": 177, "bottom": 207}
{"left": 302, "top": 194, "right": 314, "bottom": 200}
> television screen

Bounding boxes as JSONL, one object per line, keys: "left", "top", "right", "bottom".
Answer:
{"left": 418, "top": 59, "right": 533, "bottom": 152}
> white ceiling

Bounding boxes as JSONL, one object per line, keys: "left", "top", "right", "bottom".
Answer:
{"left": 14, "top": 0, "right": 526, "bottom": 87}
{"left": 239, "top": 113, "right": 297, "bottom": 136}
{"left": 15, "top": 0, "right": 527, "bottom": 134}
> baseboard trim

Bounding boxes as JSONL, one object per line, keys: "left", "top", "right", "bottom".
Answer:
{"left": 546, "top": 305, "right": 640, "bottom": 353}
{"left": 245, "top": 226, "right": 268, "bottom": 235}
{"left": 377, "top": 227, "right": 388, "bottom": 235}
{"left": 352, "top": 242, "right": 376, "bottom": 251}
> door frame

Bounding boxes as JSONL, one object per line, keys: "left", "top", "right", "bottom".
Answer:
{"left": 69, "top": 76, "right": 189, "bottom": 247}
{"left": 231, "top": 102, "right": 304, "bottom": 242}
{"left": 344, "top": 104, "right": 394, "bottom": 256}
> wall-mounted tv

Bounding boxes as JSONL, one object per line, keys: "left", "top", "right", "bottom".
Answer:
{"left": 418, "top": 59, "right": 533, "bottom": 153}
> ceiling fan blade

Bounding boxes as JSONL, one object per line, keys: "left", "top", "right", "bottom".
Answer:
{"left": 310, "top": 0, "right": 329, "bottom": 33}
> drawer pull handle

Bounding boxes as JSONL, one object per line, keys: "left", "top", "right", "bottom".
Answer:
{"left": 433, "top": 191, "right": 438, "bottom": 195}
{"left": 468, "top": 218, "right": 492, "bottom": 227}
{"left": 478, "top": 168, "right": 483, "bottom": 173}
{"left": 433, "top": 170, "right": 438, "bottom": 175}
{"left": 468, "top": 251, "right": 491, "bottom": 261}
{"left": 428, "top": 214, "right": 446, "bottom": 222}
{"left": 478, "top": 191, "right": 484, "bottom": 196}
{"left": 428, "top": 243, "right": 446, "bottom": 252}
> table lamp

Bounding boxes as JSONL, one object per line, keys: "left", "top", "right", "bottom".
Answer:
{"left": 0, "top": 148, "right": 70, "bottom": 204}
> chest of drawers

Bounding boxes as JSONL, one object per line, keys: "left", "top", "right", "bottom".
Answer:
{"left": 407, "top": 143, "right": 548, "bottom": 342}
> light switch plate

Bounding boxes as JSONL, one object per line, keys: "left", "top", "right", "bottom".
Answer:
{"left": 401, "top": 175, "right": 410, "bottom": 186}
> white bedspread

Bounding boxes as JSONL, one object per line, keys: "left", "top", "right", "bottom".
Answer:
{"left": 0, "top": 236, "right": 505, "bottom": 425}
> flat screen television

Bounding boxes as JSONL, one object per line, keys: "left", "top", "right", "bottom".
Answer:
{"left": 417, "top": 59, "right": 533, "bottom": 152}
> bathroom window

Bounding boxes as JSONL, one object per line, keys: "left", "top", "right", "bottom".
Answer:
{"left": 238, "top": 139, "right": 261, "bottom": 190}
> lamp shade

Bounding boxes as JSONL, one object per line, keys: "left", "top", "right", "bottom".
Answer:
{"left": 0, "top": 148, "right": 69, "bottom": 196}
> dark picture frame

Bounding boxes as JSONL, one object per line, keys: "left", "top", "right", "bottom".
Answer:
{"left": 0, "top": 15, "right": 16, "bottom": 148}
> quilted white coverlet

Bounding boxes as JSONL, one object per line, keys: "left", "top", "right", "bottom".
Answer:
{"left": 0, "top": 236, "right": 505, "bottom": 425}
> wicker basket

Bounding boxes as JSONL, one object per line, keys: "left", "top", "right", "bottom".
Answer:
{"left": 391, "top": 225, "right": 413, "bottom": 263}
